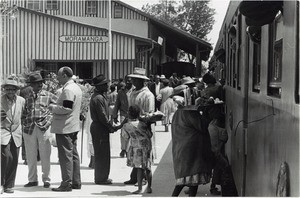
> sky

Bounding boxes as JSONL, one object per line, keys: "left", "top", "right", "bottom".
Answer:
{"left": 121, "top": 0, "right": 230, "bottom": 51}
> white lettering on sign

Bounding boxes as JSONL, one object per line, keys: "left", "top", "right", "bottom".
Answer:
{"left": 59, "top": 36, "right": 109, "bottom": 43}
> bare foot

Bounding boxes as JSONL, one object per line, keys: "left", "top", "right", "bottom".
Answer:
{"left": 146, "top": 187, "right": 152, "bottom": 193}
{"left": 132, "top": 189, "right": 142, "bottom": 194}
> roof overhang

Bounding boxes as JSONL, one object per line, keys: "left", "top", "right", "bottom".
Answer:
{"left": 150, "top": 19, "right": 212, "bottom": 60}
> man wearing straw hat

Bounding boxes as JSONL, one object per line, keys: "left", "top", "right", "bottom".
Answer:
{"left": 1, "top": 78, "right": 25, "bottom": 194}
{"left": 123, "top": 67, "right": 155, "bottom": 186}
{"left": 22, "top": 72, "right": 57, "bottom": 189}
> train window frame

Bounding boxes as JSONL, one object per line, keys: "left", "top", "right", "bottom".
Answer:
{"left": 27, "top": 0, "right": 43, "bottom": 11}
{"left": 237, "top": 13, "right": 242, "bottom": 90}
{"left": 268, "top": 12, "right": 283, "bottom": 98}
{"left": 296, "top": 1, "right": 300, "bottom": 104}
{"left": 114, "top": 4, "right": 123, "bottom": 19}
{"left": 85, "top": 0, "right": 97, "bottom": 15}
{"left": 252, "top": 42, "right": 261, "bottom": 92}
{"left": 46, "top": 0, "right": 59, "bottom": 10}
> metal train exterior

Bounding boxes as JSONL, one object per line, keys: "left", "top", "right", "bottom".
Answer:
{"left": 210, "top": 1, "right": 299, "bottom": 196}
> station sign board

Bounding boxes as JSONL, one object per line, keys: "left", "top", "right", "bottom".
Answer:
{"left": 59, "top": 35, "right": 108, "bottom": 43}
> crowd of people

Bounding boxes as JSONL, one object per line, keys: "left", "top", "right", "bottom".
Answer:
{"left": 1, "top": 66, "right": 229, "bottom": 196}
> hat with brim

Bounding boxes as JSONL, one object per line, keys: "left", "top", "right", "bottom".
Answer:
{"left": 169, "top": 84, "right": 188, "bottom": 98}
{"left": 91, "top": 74, "right": 110, "bottom": 86}
{"left": 1, "top": 79, "right": 20, "bottom": 89}
{"left": 160, "top": 75, "right": 166, "bottom": 79}
{"left": 127, "top": 67, "right": 149, "bottom": 80}
{"left": 27, "top": 72, "right": 44, "bottom": 83}
{"left": 181, "top": 76, "right": 195, "bottom": 85}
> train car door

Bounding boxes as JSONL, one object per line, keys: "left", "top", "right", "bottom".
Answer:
{"left": 224, "top": 11, "right": 249, "bottom": 196}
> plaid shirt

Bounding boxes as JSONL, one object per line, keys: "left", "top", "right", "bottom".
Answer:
{"left": 22, "top": 89, "right": 57, "bottom": 134}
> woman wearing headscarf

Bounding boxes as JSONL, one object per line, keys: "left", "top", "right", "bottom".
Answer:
{"left": 170, "top": 85, "right": 214, "bottom": 197}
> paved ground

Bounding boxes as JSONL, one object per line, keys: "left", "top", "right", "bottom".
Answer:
{"left": 1, "top": 122, "right": 220, "bottom": 197}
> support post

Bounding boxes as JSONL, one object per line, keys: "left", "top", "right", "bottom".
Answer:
{"left": 108, "top": 0, "right": 112, "bottom": 81}
{"left": 196, "top": 45, "right": 202, "bottom": 76}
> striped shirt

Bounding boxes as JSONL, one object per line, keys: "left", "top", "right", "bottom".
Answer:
{"left": 22, "top": 89, "right": 57, "bottom": 134}
{"left": 129, "top": 86, "right": 155, "bottom": 115}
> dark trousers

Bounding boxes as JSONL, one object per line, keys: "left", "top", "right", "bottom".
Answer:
{"left": 1, "top": 139, "right": 20, "bottom": 188}
{"left": 91, "top": 123, "right": 111, "bottom": 183}
{"left": 155, "top": 99, "right": 161, "bottom": 111}
{"left": 56, "top": 132, "right": 81, "bottom": 187}
{"left": 130, "top": 168, "right": 138, "bottom": 182}
{"left": 171, "top": 185, "right": 198, "bottom": 196}
{"left": 21, "top": 136, "right": 26, "bottom": 161}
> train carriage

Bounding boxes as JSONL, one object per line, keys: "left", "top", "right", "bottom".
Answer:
{"left": 210, "top": 1, "right": 299, "bottom": 196}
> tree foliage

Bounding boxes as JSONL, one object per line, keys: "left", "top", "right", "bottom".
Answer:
{"left": 142, "top": 0, "right": 215, "bottom": 41}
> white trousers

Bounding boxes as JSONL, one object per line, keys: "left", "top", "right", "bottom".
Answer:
{"left": 23, "top": 125, "right": 51, "bottom": 183}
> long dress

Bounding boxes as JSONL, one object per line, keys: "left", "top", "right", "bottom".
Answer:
{"left": 122, "top": 119, "right": 153, "bottom": 170}
{"left": 171, "top": 107, "right": 213, "bottom": 186}
{"left": 158, "top": 86, "right": 176, "bottom": 125}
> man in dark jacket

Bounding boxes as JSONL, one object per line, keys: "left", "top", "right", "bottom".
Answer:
{"left": 89, "top": 74, "right": 121, "bottom": 185}
{"left": 149, "top": 75, "right": 162, "bottom": 111}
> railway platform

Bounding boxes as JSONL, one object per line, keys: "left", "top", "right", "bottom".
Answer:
{"left": 1, "top": 123, "right": 219, "bottom": 197}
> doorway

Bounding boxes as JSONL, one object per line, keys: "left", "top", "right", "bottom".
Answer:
{"left": 35, "top": 61, "right": 93, "bottom": 82}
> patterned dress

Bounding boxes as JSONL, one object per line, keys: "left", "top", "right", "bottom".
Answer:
{"left": 123, "top": 119, "right": 153, "bottom": 170}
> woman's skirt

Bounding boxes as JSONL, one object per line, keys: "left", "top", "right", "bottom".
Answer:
{"left": 176, "top": 172, "right": 211, "bottom": 186}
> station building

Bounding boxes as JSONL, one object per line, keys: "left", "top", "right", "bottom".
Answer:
{"left": 1, "top": 0, "right": 212, "bottom": 81}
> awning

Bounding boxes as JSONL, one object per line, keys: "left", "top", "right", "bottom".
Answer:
{"left": 239, "top": 1, "right": 283, "bottom": 26}
{"left": 149, "top": 19, "right": 212, "bottom": 61}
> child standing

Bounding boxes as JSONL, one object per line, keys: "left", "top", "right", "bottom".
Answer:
{"left": 122, "top": 105, "right": 153, "bottom": 194}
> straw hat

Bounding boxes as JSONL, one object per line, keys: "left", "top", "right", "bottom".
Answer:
{"left": 181, "top": 76, "right": 195, "bottom": 85}
{"left": 169, "top": 84, "right": 188, "bottom": 98}
{"left": 160, "top": 74, "right": 166, "bottom": 79}
{"left": 127, "top": 67, "right": 149, "bottom": 80}
{"left": 1, "top": 78, "right": 20, "bottom": 89}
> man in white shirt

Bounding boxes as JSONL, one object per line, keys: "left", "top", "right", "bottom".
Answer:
{"left": 49, "top": 67, "right": 82, "bottom": 192}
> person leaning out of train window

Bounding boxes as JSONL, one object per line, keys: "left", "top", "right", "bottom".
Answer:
{"left": 200, "top": 73, "right": 224, "bottom": 102}
{"left": 1, "top": 78, "right": 25, "bottom": 194}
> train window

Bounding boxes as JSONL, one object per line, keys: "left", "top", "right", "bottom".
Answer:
{"left": 85, "top": 0, "right": 97, "bottom": 15}
{"left": 268, "top": 12, "right": 283, "bottom": 98}
{"left": 230, "top": 36, "right": 236, "bottom": 88}
{"left": 46, "top": 0, "right": 58, "bottom": 10}
{"left": 228, "top": 24, "right": 236, "bottom": 88}
{"left": 237, "top": 14, "right": 242, "bottom": 90}
{"left": 296, "top": 1, "right": 300, "bottom": 104}
{"left": 252, "top": 42, "right": 261, "bottom": 92}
